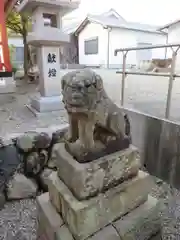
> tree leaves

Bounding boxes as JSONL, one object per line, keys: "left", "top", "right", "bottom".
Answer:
{"left": 6, "top": 6, "right": 32, "bottom": 79}
{"left": 6, "top": 10, "right": 30, "bottom": 36}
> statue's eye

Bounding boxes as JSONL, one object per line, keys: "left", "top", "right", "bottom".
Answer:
{"left": 85, "top": 84, "right": 91, "bottom": 88}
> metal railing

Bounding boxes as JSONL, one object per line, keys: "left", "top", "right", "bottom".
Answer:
{"left": 114, "top": 43, "right": 180, "bottom": 119}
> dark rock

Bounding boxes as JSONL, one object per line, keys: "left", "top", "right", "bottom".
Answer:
{"left": 0, "top": 192, "right": 6, "bottom": 210}
{"left": 51, "top": 127, "right": 68, "bottom": 145}
{"left": 0, "top": 145, "right": 20, "bottom": 192}
{"left": 48, "top": 145, "right": 58, "bottom": 169}
{"left": 16, "top": 132, "right": 37, "bottom": 152}
{"left": 39, "top": 168, "right": 54, "bottom": 192}
{"left": 24, "top": 150, "right": 49, "bottom": 177}
{"left": 34, "top": 132, "right": 51, "bottom": 149}
{"left": 25, "top": 152, "right": 41, "bottom": 176}
{"left": 39, "top": 150, "right": 48, "bottom": 167}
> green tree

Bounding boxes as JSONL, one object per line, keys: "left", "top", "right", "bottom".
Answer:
{"left": 6, "top": 9, "right": 31, "bottom": 80}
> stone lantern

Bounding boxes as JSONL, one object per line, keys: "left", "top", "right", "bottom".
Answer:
{"left": 17, "top": 0, "right": 80, "bottom": 115}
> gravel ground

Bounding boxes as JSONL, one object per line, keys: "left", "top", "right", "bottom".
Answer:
{"left": 0, "top": 199, "right": 37, "bottom": 240}
{"left": 151, "top": 181, "right": 180, "bottom": 239}
{"left": 0, "top": 80, "right": 68, "bottom": 139}
{"left": 0, "top": 72, "right": 180, "bottom": 239}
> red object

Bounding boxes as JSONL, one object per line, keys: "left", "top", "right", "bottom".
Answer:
{"left": 0, "top": 0, "right": 12, "bottom": 72}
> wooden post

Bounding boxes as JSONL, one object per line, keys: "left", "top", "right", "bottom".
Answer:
{"left": 0, "top": 0, "right": 12, "bottom": 72}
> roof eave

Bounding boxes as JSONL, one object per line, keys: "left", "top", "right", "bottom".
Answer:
{"left": 74, "top": 17, "right": 104, "bottom": 36}
{"left": 74, "top": 18, "right": 167, "bottom": 36}
{"left": 105, "top": 25, "right": 167, "bottom": 35}
{"left": 158, "top": 20, "right": 180, "bottom": 31}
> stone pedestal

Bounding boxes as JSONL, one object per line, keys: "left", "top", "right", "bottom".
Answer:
{"left": 17, "top": 0, "right": 79, "bottom": 115}
{"left": 37, "top": 193, "right": 160, "bottom": 240}
{"left": 37, "top": 144, "right": 162, "bottom": 240}
{"left": 28, "top": 46, "right": 64, "bottom": 114}
{"left": 53, "top": 143, "right": 140, "bottom": 200}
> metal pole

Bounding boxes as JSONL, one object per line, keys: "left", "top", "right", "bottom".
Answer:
{"left": 107, "top": 27, "right": 111, "bottom": 69}
{"left": 165, "top": 51, "right": 177, "bottom": 119}
{"left": 121, "top": 51, "right": 127, "bottom": 106}
{"left": 165, "top": 30, "right": 169, "bottom": 59}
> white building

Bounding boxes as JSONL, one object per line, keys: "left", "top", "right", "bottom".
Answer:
{"left": 75, "top": 9, "right": 167, "bottom": 68}
{"left": 8, "top": 33, "right": 24, "bottom": 68}
{"left": 158, "top": 20, "right": 180, "bottom": 71}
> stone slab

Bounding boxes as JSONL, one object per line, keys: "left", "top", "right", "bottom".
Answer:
{"left": 86, "top": 225, "right": 120, "bottom": 240}
{"left": 48, "top": 170, "right": 153, "bottom": 240}
{"left": 54, "top": 143, "right": 140, "bottom": 200}
{"left": 37, "top": 193, "right": 64, "bottom": 240}
{"left": 29, "top": 95, "right": 63, "bottom": 113}
{"left": 37, "top": 193, "right": 160, "bottom": 240}
{"left": 113, "top": 195, "right": 161, "bottom": 240}
{"left": 37, "top": 193, "right": 120, "bottom": 240}
{"left": 37, "top": 192, "right": 74, "bottom": 240}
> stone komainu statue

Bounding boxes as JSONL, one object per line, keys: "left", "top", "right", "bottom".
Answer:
{"left": 61, "top": 69, "right": 131, "bottom": 162}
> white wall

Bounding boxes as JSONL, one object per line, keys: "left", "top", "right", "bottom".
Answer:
{"left": 78, "top": 22, "right": 108, "bottom": 66}
{"left": 167, "top": 22, "right": 180, "bottom": 72}
{"left": 78, "top": 22, "right": 167, "bottom": 68}
{"left": 8, "top": 36, "right": 24, "bottom": 67}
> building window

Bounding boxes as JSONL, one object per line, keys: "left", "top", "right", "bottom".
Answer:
{"left": 11, "top": 47, "right": 24, "bottom": 66}
{"left": 84, "top": 37, "right": 98, "bottom": 55}
{"left": 43, "top": 13, "right": 57, "bottom": 28}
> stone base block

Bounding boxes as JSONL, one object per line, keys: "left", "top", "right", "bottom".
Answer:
{"left": 48, "top": 171, "right": 153, "bottom": 240}
{"left": 37, "top": 193, "right": 161, "bottom": 240}
{"left": 113, "top": 195, "right": 161, "bottom": 240}
{"left": 27, "top": 95, "right": 64, "bottom": 115}
{"left": 0, "top": 77, "right": 16, "bottom": 93}
{"left": 54, "top": 143, "right": 140, "bottom": 200}
{"left": 37, "top": 192, "right": 73, "bottom": 240}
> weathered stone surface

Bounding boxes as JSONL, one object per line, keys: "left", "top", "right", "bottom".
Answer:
{"left": 6, "top": 173, "right": 37, "bottom": 200}
{"left": 113, "top": 195, "right": 161, "bottom": 240}
{"left": 55, "top": 225, "right": 74, "bottom": 240}
{"left": 55, "top": 143, "right": 140, "bottom": 200}
{"left": 61, "top": 69, "right": 131, "bottom": 162}
{"left": 87, "top": 225, "right": 120, "bottom": 240}
{"left": 49, "top": 144, "right": 59, "bottom": 169}
{"left": 37, "top": 193, "right": 74, "bottom": 240}
{"left": 37, "top": 193, "right": 64, "bottom": 240}
{"left": 34, "top": 132, "right": 51, "bottom": 149}
{"left": 16, "top": 132, "right": 38, "bottom": 152}
{"left": 16, "top": 131, "right": 51, "bottom": 153}
{"left": 48, "top": 171, "right": 153, "bottom": 240}
{"left": 0, "top": 192, "right": 6, "bottom": 210}
{"left": 39, "top": 168, "right": 54, "bottom": 191}
{"left": 48, "top": 175, "right": 62, "bottom": 213}
{"left": 24, "top": 150, "right": 49, "bottom": 177}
